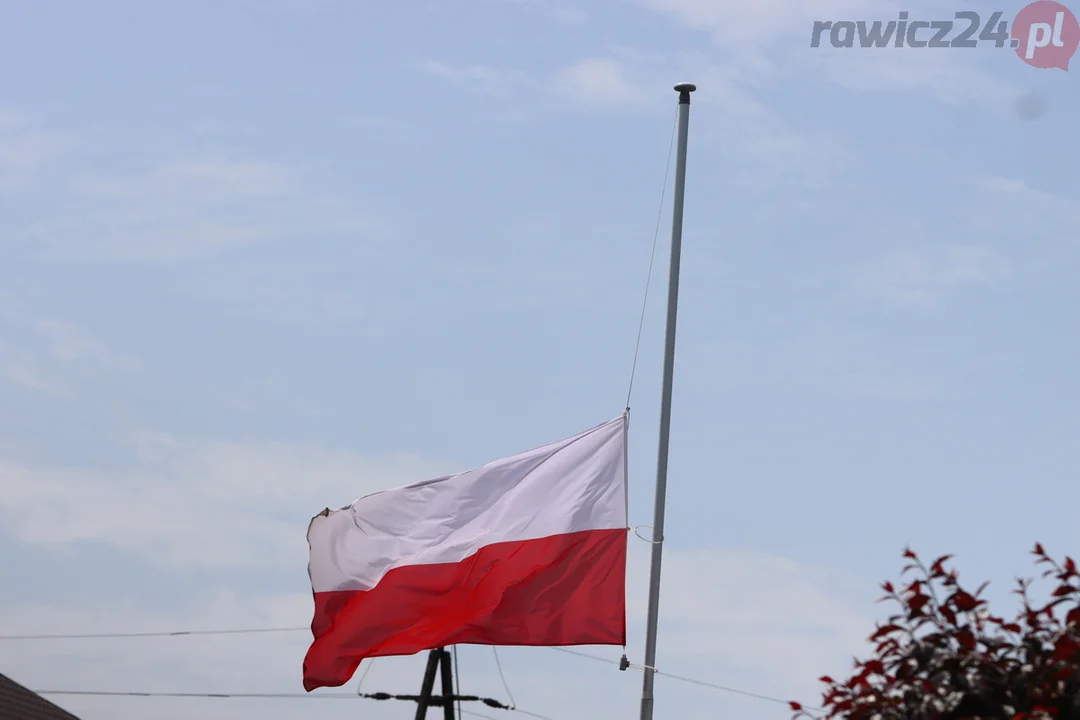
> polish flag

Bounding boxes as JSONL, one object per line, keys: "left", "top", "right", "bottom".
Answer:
{"left": 302, "top": 416, "right": 628, "bottom": 691}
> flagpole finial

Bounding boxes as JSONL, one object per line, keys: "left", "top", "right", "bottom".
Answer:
{"left": 674, "top": 82, "right": 696, "bottom": 104}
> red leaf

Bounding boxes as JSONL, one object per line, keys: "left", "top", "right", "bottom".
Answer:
{"left": 930, "top": 554, "right": 953, "bottom": 576}
{"left": 1034, "top": 542, "right": 1046, "bottom": 556}
{"left": 953, "top": 591, "right": 978, "bottom": 611}
{"left": 1003, "top": 623, "right": 1022, "bottom": 633}
{"left": 876, "top": 638, "right": 900, "bottom": 656}
{"left": 956, "top": 627, "right": 976, "bottom": 650}
{"left": 1066, "top": 607, "right": 1080, "bottom": 627}
{"left": 908, "top": 594, "right": 930, "bottom": 613}
{"left": 1053, "top": 584, "right": 1074, "bottom": 597}
{"left": 903, "top": 548, "right": 917, "bottom": 560}
{"left": 941, "top": 605, "right": 957, "bottom": 626}
{"left": 1046, "top": 598, "right": 1070, "bottom": 614}
{"left": 1066, "top": 557, "right": 1077, "bottom": 574}
{"left": 789, "top": 701, "right": 803, "bottom": 711}
{"left": 818, "top": 675, "right": 834, "bottom": 684}
{"left": 882, "top": 581, "right": 895, "bottom": 594}
{"left": 870, "top": 624, "right": 902, "bottom": 641}
{"left": 1053, "top": 636, "right": 1079, "bottom": 660}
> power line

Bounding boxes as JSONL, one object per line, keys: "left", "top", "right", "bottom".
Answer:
{"left": 461, "top": 710, "right": 502, "bottom": 720}
{"left": 33, "top": 681, "right": 791, "bottom": 715}
{"left": 491, "top": 647, "right": 517, "bottom": 709}
{"left": 33, "top": 690, "right": 358, "bottom": 699}
{"left": 32, "top": 689, "right": 558, "bottom": 719}
{"left": 5, "top": 625, "right": 810, "bottom": 709}
{"left": 550, "top": 647, "right": 800, "bottom": 708}
{"left": 0, "top": 627, "right": 304, "bottom": 640}
{"left": 511, "top": 708, "right": 556, "bottom": 720}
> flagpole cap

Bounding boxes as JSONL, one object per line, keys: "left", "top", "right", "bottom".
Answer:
{"left": 674, "top": 82, "right": 696, "bottom": 104}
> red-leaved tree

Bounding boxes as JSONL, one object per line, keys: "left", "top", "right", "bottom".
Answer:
{"left": 790, "top": 544, "right": 1080, "bottom": 720}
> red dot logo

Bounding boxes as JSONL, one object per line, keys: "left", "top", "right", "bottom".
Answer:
{"left": 1012, "top": 0, "right": 1080, "bottom": 70}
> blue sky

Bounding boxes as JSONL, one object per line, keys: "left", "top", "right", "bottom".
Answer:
{"left": 1, "top": 0, "right": 1078, "bottom": 718}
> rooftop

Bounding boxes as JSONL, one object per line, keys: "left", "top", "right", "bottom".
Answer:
{"left": 0, "top": 673, "right": 81, "bottom": 720}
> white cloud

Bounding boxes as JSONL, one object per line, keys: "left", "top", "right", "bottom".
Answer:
{"left": 0, "top": 112, "right": 73, "bottom": 190}
{"left": 0, "top": 310, "right": 139, "bottom": 395}
{"left": 0, "top": 123, "right": 370, "bottom": 263}
{"left": 33, "top": 319, "right": 136, "bottom": 370}
{"left": 633, "top": 0, "right": 1015, "bottom": 105}
{"left": 852, "top": 243, "right": 1011, "bottom": 309}
{"left": 553, "top": 58, "right": 647, "bottom": 107}
{"left": 420, "top": 47, "right": 853, "bottom": 190}
{"left": 0, "top": 112, "right": 22, "bottom": 130}
{"left": 504, "top": 0, "right": 588, "bottom": 25}
{"left": 625, "top": 545, "right": 870, "bottom": 697}
{"left": 233, "top": 0, "right": 334, "bottom": 13}
{"left": 340, "top": 114, "right": 440, "bottom": 145}
{"left": 549, "top": 47, "right": 857, "bottom": 188}
{"left": 422, "top": 61, "right": 510, "bottom": 96}
{"left": 423, "top": 61, "right": 501, "bottom": 83}
{"left": 0, "top": 434, "right": 445, "bottom": 568}
{"left": 146, "top": 160, "right": 292, "bottom": 200}
{"left": 632, "top": 0, "right": 882, "bottom": 51}
{"left": 813, "top": 46, "right": 1017, "bottom": 106}
{"left": 0, "top": 359, "right": 59, "bottom": 394}
{"left": 849, "top": 374, "right": 930, "bottom": 400}
{"left": 422, "top": 54, "right": 653, "bottom": 113}
{"left": 0, "top": 132, "right": 72, "bottom": 177}
{"left": 973, "top": 175, "right": 1080, "bottom": 237}
{"left": 733, "top": 127, "right": 856, "bottom": 190}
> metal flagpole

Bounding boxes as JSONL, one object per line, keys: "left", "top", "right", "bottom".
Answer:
{"left": 639, "top": 81, "right": 695, "bottom": 720}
